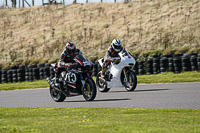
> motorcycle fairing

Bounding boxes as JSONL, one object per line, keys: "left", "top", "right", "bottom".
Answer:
{"left": 98, "top": 50, "right": 136, "bottom": 88}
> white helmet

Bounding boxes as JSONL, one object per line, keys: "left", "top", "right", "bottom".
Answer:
{"left": 112, "top": 39, "right": 122, "bottom": 52}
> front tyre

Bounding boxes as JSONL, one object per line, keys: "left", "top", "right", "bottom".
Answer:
{"left": 96, "top": 72, "right": 110, "bottom": 92}
{"left": 50, "top": 86, "right": 66, "bottom": 102}
{"left": 82, "top": 78, "right": 96, "bottom": 101}
{"left": 124, "top": 71, "right": 137, "bottom": 91}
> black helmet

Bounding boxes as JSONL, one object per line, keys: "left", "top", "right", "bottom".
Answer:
{"left": 65, "top": 42, "right": 76, "bottom": 56}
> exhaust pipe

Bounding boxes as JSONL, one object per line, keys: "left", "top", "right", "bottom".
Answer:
{"left": 46, "top": 77, "right": 67, "bottom": 96}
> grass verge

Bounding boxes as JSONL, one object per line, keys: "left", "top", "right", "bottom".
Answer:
{"left": 0, "top": 108, "right": 199, "bottom": 133}
{"left": 0, "top": 80, "right": 49, "bottom": 91}
{"left": 137, "top": 71, "right": 200, "bottom": 84}
{"left": 0, "top": 71, "right": 200, "bottom": 91}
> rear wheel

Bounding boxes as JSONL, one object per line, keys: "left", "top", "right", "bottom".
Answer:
{"left": 82, "top": 78, "right": 96, "bottom": 101}
{"left": 123, "top": 71, "right": 137, "bottom": 91}
{"left": 50, "top": 86, "right": 66, "bottom": 102}
{"left": 96, "top": 72, "right": 110, "bottom": 92}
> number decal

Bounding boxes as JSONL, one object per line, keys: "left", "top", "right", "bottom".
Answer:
{"left": 66, "top": 73, "right": 77, "bottom": 83}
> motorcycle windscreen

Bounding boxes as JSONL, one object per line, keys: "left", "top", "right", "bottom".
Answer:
{"left": 74, "top": 54, "right": 92, "bottom": 70}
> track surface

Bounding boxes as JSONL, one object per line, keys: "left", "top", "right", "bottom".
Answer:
{"left": 0, "top": 82, "right": 200, "bottom": 109}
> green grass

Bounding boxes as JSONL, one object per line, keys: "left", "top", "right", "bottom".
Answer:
{"left": 0, "top": 80, "right": 49, "bottom": 91}
{"left": 137, "top": 71, "right": 200, "bottom": 84}
{"left": 0, "top": 108, "right": 199, "bottom": 133}
{"left": 0, "top": 72, "right": 200, "bottom": 91}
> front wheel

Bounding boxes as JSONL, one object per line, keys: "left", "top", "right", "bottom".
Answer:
{"left": 50, "top": 86, "right": 66, "bottom": 102}
{"left": 82, "top": 78, "right": 97, "bottom": 101}
{"left": 96, "top": 72, "right": 110, "bottom": 92}
{"left": 123, "top": 71, "right": 137, "bottom": 91}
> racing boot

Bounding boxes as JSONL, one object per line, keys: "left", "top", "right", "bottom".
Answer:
{"left": 101, "top": 67, "right": 107, "bottom": 78}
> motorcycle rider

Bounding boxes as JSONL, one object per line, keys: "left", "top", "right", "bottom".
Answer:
{"left": 101, "top": 39, "right": 125, "bottom": 78}
{"left": 55, "top": 42, "right": 82, "bottom": 85}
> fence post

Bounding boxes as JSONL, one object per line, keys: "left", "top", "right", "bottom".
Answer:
{"left": 19, "top": 0, "right": 20, "bottom": 8}
{"left": 42, "top": 0, "right": 44, "bottom": 6}
{"left": 22, "top": 0, "right": 24, "bottom": 7}
{"left": 63, "top": 0, "right": 65, "bottom": 4}
{"left": 32, "top": 0, "right": 34, "bottom": 6}
{"left": 5, "top": 0, "right": 7, "bottom": 7}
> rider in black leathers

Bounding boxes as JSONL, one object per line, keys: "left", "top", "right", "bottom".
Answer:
{"left": 55, "top": 42, "right": 82, "bottom": 85}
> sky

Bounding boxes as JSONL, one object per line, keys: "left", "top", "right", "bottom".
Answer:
{"left": 0, "top": 0, "right": 124, "bottom": 8}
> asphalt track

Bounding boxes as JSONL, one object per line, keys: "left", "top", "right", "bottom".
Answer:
{"left": 0, "top": 82, "right": 200, "bottom": 109}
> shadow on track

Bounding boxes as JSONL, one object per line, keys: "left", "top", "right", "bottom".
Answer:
{"left": 135, "top": 88, "right": 170, "bottom": 92}
{"left": 108, "top": 88, "right": 170, "bottom": 93}
{"left": 65, "top": 98, "right": 130, "bottom": 102}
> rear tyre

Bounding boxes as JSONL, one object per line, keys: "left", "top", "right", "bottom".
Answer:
{"left": 82, "top": 78, "right": 96, "bottom": 101}
{"left": 124, "top": 71, "right": 137, "bottom": 91}
{"left": 96, "top": 72, "right": 110, "bottom": 92}
{"left": 49, "top": 86, "right": 66, "bottom": 102}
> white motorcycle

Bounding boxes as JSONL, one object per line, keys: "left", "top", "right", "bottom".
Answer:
{"left": 96, "top": 49, "right": 137, "bottom": 92}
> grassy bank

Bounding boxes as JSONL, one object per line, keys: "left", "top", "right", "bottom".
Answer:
{"left": 0, "top": 108, "right": 199, "bottom": 133}
{"left": 0, "top": 71, "right": 200, "bottom": 91}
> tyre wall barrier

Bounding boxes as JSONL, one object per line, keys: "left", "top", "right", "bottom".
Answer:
{"left": 0, "top": 54, "right": 200, "bottom": 84}
{"left": 0, "top": 63, "right": 51, "bottom": 84}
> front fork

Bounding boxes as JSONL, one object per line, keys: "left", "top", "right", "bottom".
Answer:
{"left": 123, "top": 67, "right": 132, "bottom": 83}
{"left": 81, "top": 73, "right": 90, "bottom": 91}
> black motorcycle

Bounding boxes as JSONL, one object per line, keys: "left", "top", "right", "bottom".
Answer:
{"left": 46, "top": 54, "right": 96, "bottom": 102}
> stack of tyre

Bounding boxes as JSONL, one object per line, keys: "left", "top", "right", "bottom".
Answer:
{"left": 37, "top": 64, "right": 45, "bottom": 79}
{"left": 181, "top": 54, "right": 192, "bottom": 72}
{"left": 44, "top": 65, "right": 50, "bottom": 79}
{"left": 160, "top": 56, "right": 167, "bottom": 73}
{"left": 190, "top": 54, "right": 198, "bottom": 71}
{"left": 17, "top": 68, "right": 25, "bottom": 82}
{"left": 38, "top": 64, "right": 50, "bottom": 80}
{"left": 0, "top": 69, "right": 1, "bottom": 83}
{"left": 12, "top": 70, "right": 18, "bottom": 82}
{"left": 168, "top": 57, "right": 174, "bottom": 72}
{"left": 160, "top": 55, "right": 172, "bottom": 73}
{"left": 198, "top": 54, "right": 200, "bottom": 71}
{"left": 146, "top": 58, "right": 153, "bottom": 75}
{"left": 138, "top": 60, "right": 145, "bottom": 75}
{"left": 7, "top": 70, "right": 13, "bottom": 83}
{"left": 152, "top": 55, "right": 160, "bottom": 74}
{"left": 25, "top": 68, "right": 29, "bottom": 81}
{"left": 173, "top": 54, "right": 183, "bottom": 73}
{"left": 1, "top": 69, "right": 7, "bottom": 83}
{"left": 28, "top": 65, "right": 37, "bottom": 81}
